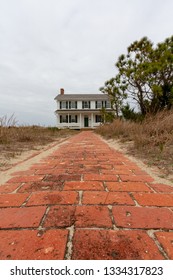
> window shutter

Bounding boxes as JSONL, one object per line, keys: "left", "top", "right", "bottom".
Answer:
{"left": 66, "top": 115, "right": 68, "bottom": 123}
{"left": 82, "top": 101, "right": 84, "bottom": 109}
{"left": 69, "top": 101, "right": 71, "bottom": 109}
{"left": 75, "top": 101, "right": 77, "bottom": 109}
{"left": 60, "top": 102, "right": 62, "bottom": 109}
{"left": 75, "top": 115, "right": 77, "bottom": 123}
{"left": 96, "top": 101, "right": 97, "bottom": 109}
{"left": 60, "top": 115, "right": 62, "bottom": 123}
{"left": 89, "top": 101, "right": 90, "bottom": 109}
{"left": 69, "top": 115, "right": 71, "bottom": 123}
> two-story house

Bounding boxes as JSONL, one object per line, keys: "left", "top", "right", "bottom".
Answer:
{"left": 54, "top": 88, "right": 112, "bottom": 129}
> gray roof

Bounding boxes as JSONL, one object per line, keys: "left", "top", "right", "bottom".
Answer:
{"left": 54, "top": 93, "right": 110, "bottom": 101}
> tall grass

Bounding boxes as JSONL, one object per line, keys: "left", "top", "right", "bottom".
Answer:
{"left": 0, "top": 115, "right": 77, "bottom": 166}
{"left": 96, "top": 110, "right": 173, "bottom": 177}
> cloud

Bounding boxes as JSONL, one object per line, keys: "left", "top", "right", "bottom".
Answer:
{"left": 0, "top": 0, "right": 172, "bottom": 125}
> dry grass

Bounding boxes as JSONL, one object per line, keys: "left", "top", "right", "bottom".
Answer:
{"left": 0, "top": 115, "right": 78, "bottom": 170}
{"left": 96, "top": 110, "right": 173, "bottom": 181}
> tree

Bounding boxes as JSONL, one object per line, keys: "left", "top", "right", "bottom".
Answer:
{"left": 115, "top": 37, "right": 153, "bottom": 115}
{"left": 149, "top": 36, "right": 173, "bottom": 111}
{"left": 99, "top": 77, "right": 127, "bottom": 117}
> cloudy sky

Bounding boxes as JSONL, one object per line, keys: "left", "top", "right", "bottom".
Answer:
{"left": 0, "top": 0, "right": 172, "bottom": 126}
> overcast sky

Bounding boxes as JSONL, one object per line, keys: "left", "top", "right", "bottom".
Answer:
{"left": 0, "top": 0, "right": 172, "bottom": 126}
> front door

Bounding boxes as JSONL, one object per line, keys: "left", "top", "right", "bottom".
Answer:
{"left": 84, "top": 116, "right": 89, "bottom": 127}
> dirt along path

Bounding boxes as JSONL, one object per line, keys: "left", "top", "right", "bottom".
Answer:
{"left": 0, "top": 131, "right": 173, "bottom": 260}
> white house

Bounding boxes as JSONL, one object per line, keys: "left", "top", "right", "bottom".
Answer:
{"left": 54, "top": 88, "right": 112, "bottom": 129}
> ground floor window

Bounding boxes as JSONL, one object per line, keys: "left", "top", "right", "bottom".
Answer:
{"left": 95, "top": 115, "right": 102, "bottom": 123}
{"left": 60, "top": 115, "right": 78, "bottom": 123}
{"left": 69, "top": 115, "right": 78, "bottom": 123}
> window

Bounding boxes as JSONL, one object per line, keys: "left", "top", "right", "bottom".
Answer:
{"left": 96, "top": 101, "right": 102, "bottom": 109}
{"left": 69, "top": 115, "right": 77, "bottom": 123}
{"left": 70, "top": 101, "right": 77, "bottom": 109}
{"left": 60, "top": 115, "right": 68, "bottom": 123}
{"left": 82, "top": 101, "right": 90, "bottom": 109}
{"left": 105, "top": 100, "right": 111, "bottom": 108}
{"left": 61, "top": 101, "right": 67, "bottom": 109}
{"left": 95, "top": 115, "right": 102, "bottom": 123}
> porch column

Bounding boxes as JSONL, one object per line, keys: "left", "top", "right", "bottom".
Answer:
{"left": 91, "top": 113, "right": 94, "bottom": 128}
{"left": 80, "top": 113, "right": 82, "bottom": 128}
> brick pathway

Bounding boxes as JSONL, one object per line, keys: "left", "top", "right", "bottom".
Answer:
{"left": 0, "top": 131, "right": 173, "bottom": 260}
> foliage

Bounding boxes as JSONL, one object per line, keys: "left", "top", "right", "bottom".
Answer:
{"left": 121, "top": 103, "right": 144, "bottom": 122}
{"left": 100, "top": 35, "right": 173, "bottom": 118}
{"left": 100, "top": 107, "right": 115, "bottom": 123}
{"left": 100, "top": 78, "right": 127, "bottom": 117}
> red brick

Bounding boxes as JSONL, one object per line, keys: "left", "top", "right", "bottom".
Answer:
{"left": 106, "top": 182, "right": 151, "bottom": 192}
{"left": 44, "top": 174, "right": 81, "bottom": 182}
{"left": 84, "top": 174, "right": 118, "bottom": 182}
{"left": 44, "top": 206, "right": 76, "bottom": 227}
{"left": 82, "top": 191, "right": 107, "bottom": 204}
{"left": 0, "top": 193, "right": 29, "bottom": 207}
{"left": 82, "top": 191, "right": 134, "bottom": 205}
{"left": 106, "top": 192, "right": 135, "bottom": 205}
{"left": 155, "top": 232, "right": 173, "bottom": 259}
{"left": 18, "top": 181, "right": 64, "bottom": 192}
{"left": 75, "top": 206, "right": 112, "bottom": 228}
{"left": 27, "top": 191, "right": 78, "bottom": 206}
{"left": 0, "top": 183, "right": 21, "bottom": 193}
{"left": 34, "top": 169, "right": 60, "bottom": 175}
{"left": 112, "top": 206, "right": 173, "bottom": 229}
{"left": 119, "top": 175, "right": 153, "bottom": 182}
{"left": 149, "top": 183, "right": 173, "bottom": 193}
{"left": 101, "top": 169, "right": 133, "bottom": 175}
{"left": 133, "top": 193, "right": 173, "bottom": 206}
{"left": 0, "top": 229, "right": 68, "bottom": 259}
{"left": 0, "top": 206, "right": 46, "bottom": 228}
{"left": 72, "top": 230, "right": 164, "bottom": 259}
{"left": 64, "top": 181, "right": 104, "bottom": 191}
{"left": 7, "top": 175, "right": 44, "bottom": 183}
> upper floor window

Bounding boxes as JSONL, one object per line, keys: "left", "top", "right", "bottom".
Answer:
{"left": 96, "top": 101, "right": 102, "bottom": 109}
{"left": 60, "top": 101, "right": 77, "bottom": 109}
{"left": 105, "top": 100, "right": 111, "bottom": 108}
{"left": 60, "top": 101, "right": 67, "bottom": 109}
{"left": 70, "top": 101, "right": 77, "bottom": 109}
{"left": 82, "top": 101, "right": 90, "bottom": 109}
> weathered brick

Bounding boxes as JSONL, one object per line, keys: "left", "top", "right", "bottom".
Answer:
{"left": 149, "top": 183, "right": 173, "bottom": 193}
{"left": 106, "top": 182, "right": 151, "bottom": 192}
{"left": 44, "top": 174, "right": 81, "bottom": 182}
{"left": 0, "top": 206, "right": 46, "bottom": 228}
{"left": 0, "top": 193, "right": 29, "bottom": 207}
{"left": 0, "top": 183, "right": 21, "bottom": 193}
{"left": 84, "top": 174, "right": 118, "bottom": 182}
{"left": 112, "top": 206, "right": 173, "bottom": 229}
{"left": 0, "top": 229, "right": 68, "bottom": 259}
{"left": 82, "top": 191, "right": 107, "bottom": 204}
{"left": 7, "top": 175, "right": 44, "bottom": 184}
{"left": 64, "top": 181, "right": 104, "bottom": 191}
{"left": 105, "top": 192, "right": 135, "bottom": 205}
{"left": 72, "top": 230, "right": 164, "bottom": 259}
{"left": 82, "top": 191, "right": 134, "bottom": 205}
{"left": 75, "top": 206, "right": 112, "bottom": 228}
{"left": 155, "top": 232, "right": 173, "bottom": 259}
{"left": 27, "top": 191, "right": 78, "bottom": 206}
{"left": 119, "top": 175, "right": 153, "bottom": 182}
{"left": 133, "top": 193, "right": 173, "bottom": 206}
{"left": 18, "top": 181, "right": 64, "bottom": 192}
{"left": 44, "top": 206, "right": 76, "bottom": 227}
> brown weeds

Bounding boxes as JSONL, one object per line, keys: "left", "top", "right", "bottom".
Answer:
{"left": 0, "top": 115, "right": 78, "bottom": 169}
{"left": 96, "top": 110, "right": 173, "bottom": 180}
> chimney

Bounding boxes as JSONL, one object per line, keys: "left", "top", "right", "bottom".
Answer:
{"left": 60, "top": 88, "right": 64, "bottom": 95}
